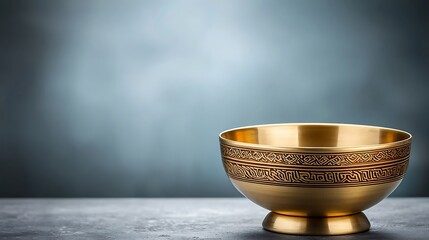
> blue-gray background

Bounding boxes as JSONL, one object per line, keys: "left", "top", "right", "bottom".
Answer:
{"left": 1, "top": 0, "right": 428, "bottom": 197}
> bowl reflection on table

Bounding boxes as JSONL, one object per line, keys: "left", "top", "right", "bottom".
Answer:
{"left": 219, "top": 123, "right": 412, "bottom": 235}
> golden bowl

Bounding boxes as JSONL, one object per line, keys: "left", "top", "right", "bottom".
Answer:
{"left": 219, "top": 123, "right": 412, "bottom": 235}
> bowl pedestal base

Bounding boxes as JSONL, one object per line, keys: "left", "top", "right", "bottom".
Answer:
{"left": 262, "top": 211, "right": 370, "bottom": 235}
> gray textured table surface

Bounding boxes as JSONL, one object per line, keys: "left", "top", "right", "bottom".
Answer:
{"left": 0, "top": 198, "right": 428, "bottom": 240}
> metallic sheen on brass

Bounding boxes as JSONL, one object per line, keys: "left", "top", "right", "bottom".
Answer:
{"left": 219, "top": 123, "right": 412, "bottom": 235}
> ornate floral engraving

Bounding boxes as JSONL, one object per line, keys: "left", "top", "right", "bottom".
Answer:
{"left": 221, "top": 143, "right": 410, "bottom": 166}
{"left": 223, "top": 159, "right": 408, "bottom": 187}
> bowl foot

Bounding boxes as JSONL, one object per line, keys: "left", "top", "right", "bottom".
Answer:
{"left": 262, "top": 211, "right": 370, "bottom": 235}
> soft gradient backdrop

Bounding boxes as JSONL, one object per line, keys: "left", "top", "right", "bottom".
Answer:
{"left": 1, "top": 0, "right": 428, "bottom": 197}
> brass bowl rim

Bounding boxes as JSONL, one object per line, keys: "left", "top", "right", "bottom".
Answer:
{"left": 219, "top": 123, "right": 412, "bottom": 153}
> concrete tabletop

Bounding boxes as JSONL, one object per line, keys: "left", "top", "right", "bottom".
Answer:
{"left": 0, "top": 198, "right": 428, "bottom": 239}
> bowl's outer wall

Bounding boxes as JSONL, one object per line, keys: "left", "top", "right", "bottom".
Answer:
{"left": 219, "top": 124, "right": 411, "bottom": 217}
{"left": 230, "top": 179, "right": 402, "bottom": 217}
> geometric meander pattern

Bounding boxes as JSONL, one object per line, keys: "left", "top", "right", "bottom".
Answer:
{"left": 221, "top": 143, "right": 411, "bottom": 166}
{"left": 223, "top": 159, "right": 408, "bottom": 187}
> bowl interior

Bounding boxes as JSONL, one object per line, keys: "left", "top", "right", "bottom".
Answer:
{"left": 221, "top": 124, "right": 410, "bottom": 148}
